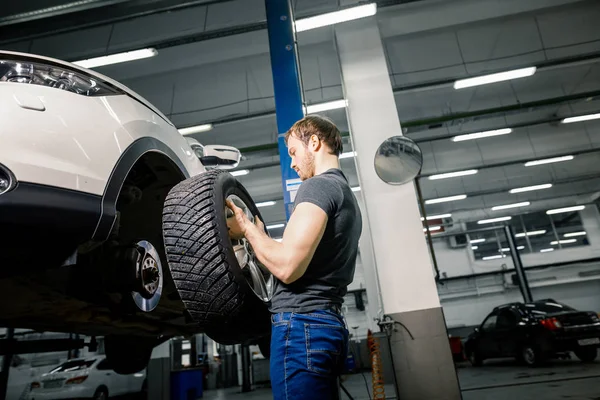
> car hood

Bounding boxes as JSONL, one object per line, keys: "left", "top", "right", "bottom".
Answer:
{"left": 0, "top": 50, "right": 173, "bottom": 126}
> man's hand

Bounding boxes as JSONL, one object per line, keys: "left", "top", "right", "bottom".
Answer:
{"left": 226, "top": 200, "right": 264, "bottom": 240}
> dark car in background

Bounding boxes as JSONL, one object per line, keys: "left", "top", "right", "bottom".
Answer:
{"left": 464, "top": 299, "right": 600, "bottom": 366}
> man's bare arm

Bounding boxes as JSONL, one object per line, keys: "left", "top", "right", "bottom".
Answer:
{"left": 229, "top": 201, "right": 327, "bottom": 284}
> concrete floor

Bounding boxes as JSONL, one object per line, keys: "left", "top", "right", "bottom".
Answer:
{"left": 203, "top": 358, "right": 600, "bottom": 400}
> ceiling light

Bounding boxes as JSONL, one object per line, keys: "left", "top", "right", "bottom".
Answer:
{"left": 339, "top": 151, "right": 357, "bottom": 159}
{"left": 306, "top": 99, "right": 348, "bottom": 114}
{"left": 267, "top": 224, "right": 285, "bottom": 230}
{"left": 425, "top": 194, "right": 467, "bottom": 204}
{"left": 470, "top": 238, "right": 486, "bottom": 244}
{"left": 256, "top": 201, "right": 276, "bottom": 208}
{"left": 471, "top": 245, "right": 479, "bottom": 250}
{"left": 478, "top": 216, "right": 512, "bottom": 225}
{"left": 230, "top": 169, "right": 250, "bottom": 177}
{"left": 295, "top": 3, "right": 377, "bottom": 32}
{"left": 452, "top": 128, "right": 512, "bottom": 142}
{"left": 351, "top": 186, "right": 361, "bottom": 192}
{"left": 428, "top": 169, "right": 478, "bottom": 180}
{"left": 562, "top": 113, "right": 600, "bottom": 124}
{"left": 423, "top": 226, "right": 442, "bottom": 232}
{"left": 550, "top": 239, "right": 577, "bottom": 245}
{"left": 453, "top": 67, "right": 536, "bottom": 89}
{"left": 546, "top": 205, "right": 585, "bottom": 215}
{"left": 483, "top": 255, "right": 505, "bottom": 261}
{"left": 178, "top": 124, "right": 214, "bottom": 135}
{"left": 564, "top": 231, "right": 586, "bottom": 238}
{"left": 509, "top": 183, "right": 552, "bottom": 194}
{"left": 524, "top": 155, "right": 574, "bottom": 167}
{"left": 540, "top": 248, "right": 554, "bottom": 253}
{"left": 515, "top": 230, "right": 546, "bottom": 238}
{"left": 517, "top": 246, "right": 525, "bottom": 250}
{"left": 500, "top": 248, "right": 510, "bottom": 252}
{"left": 421, "top": 213, "right": 452, "bottom": 221}
{"left": 73, "top": 48, "right": 158, "bottom": 68}
{"left": 491, "top": 202, "right": 530, "bottom": 211}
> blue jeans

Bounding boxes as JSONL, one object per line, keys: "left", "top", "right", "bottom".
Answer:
{"left": 270, "top": 310, "right": 349, "bottom": 400}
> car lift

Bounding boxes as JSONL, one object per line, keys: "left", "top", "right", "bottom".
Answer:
{"left": 0, "top": 329, "right": 96, "bottom": 400}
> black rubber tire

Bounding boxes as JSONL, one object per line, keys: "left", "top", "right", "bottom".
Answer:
{"left": 467, "top": 348, "right": 483, "bottom": 367}
{"left": 574, "top": 347, "right": 598, "bottom": 363}
{"left": 104, "top": 335, "right": 155, "bottom": 374}
{"left": 93, "top": 387, "right": 108, "bottom": 400}
{"left": 521, "top": 343, "right": 547, "bottom": 367}
{"left": 257, "top": 335, "right": 271, "bottom": 359}
{"left": 162, "top": 170, "right": 269, "bottom": 331}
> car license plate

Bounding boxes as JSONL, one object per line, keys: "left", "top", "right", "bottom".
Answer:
{"left": 43, "top": 380, "right": 63, "bottom": 389}
{"left": 578, "top": 338, "right": 600, "bottom": 346}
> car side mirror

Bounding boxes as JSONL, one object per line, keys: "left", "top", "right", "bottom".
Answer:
{"left": 200, "top": 145, "right": 241, "bottom": 169}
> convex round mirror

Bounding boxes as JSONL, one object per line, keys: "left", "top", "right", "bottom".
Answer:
{"left": 374, "top": 136, "right": 423, "bottom": 185}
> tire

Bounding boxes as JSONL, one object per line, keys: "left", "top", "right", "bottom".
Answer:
{"left": 104, "top": 335, "right": 155, "bottom": 374}
{"left": 467, "top": 348, "right": 483, "bottom": 367}
{"left": 162, "top": 170, "right": 270, "bottom": 335}
{"left": 257, "top": 335, "right": 271, "bottom": 359}
{"left": 93, "top": 387, "right": 108, "bottom": 400}
{"left": 521, "top": 343, "right": 547, "bottom": 367}
{"left": 574, "top": 347, "right": 598, "bottom": 363}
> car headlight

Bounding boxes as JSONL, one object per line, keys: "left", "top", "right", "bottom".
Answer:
{"left": 0, "top": 58, "right": 121, "bottom": 96}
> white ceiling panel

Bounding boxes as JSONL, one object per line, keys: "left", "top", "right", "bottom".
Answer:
{"left": 536, "top": 1, "right": 600, "bottom": 48}
{"left": 204, "top": 0, "right": 264, "bottom": 31}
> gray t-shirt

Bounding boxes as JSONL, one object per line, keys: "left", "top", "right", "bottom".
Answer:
{"left": 269, "top": 168, "right": 362, "bottom": 313}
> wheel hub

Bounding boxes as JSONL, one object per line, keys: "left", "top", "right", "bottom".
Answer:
{"left": 131, "top": 240, "right": 163, "bottom": 312}
{"left": 227, "top": 195, "right": 274, "bottom": 303}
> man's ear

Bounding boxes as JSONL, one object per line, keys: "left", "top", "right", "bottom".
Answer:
{"left": 310, "top": 134, "right": 321, "bottom": 151}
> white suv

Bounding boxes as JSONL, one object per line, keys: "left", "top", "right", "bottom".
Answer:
{"left": 0, "top": 51, "right": 272, "bottom": 373}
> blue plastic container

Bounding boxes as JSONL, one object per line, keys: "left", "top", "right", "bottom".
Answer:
{"left": 171, "top": 369, "right": 203, "bottom": 399}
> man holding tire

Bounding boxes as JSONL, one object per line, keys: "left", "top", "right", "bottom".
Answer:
{"left": 227, "top": 115, "right": 362, "bottom": 399}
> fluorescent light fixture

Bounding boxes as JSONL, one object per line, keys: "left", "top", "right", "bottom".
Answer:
{"left": 73, "top": 48, "right": 158, "bottom": 68}
{"left": 470, "top": 238, "right": 486, "bottom": 244}
{"left": 509, "top": 183, "right": 552, "bottom": 194}
{"left": 351, "top": 186, "right": 361, "bottom": 192}
{"left": 517, "top": 246, "right": 525, "bottom": 250}
{"left": 428, "top": 226, "right": 442, "bottom": 231}
{"left": 500, "top": 248, "right": 510, "bottom": 252}
{"left": 491, "top": 202, "right": 530, "bottom": 211}
{"left": 339, "top": 151, "right": 357, "bottom": 159}
{"left": 178, "top": 124, "right": 213, "bottom": 135}
{"left": 515, "top": 230, "right": 546, "bottom": 238}
{"left": 562, "top": 113, "right": 600, "bottom": 124}
{"left": 267, "top": 223, "right": 285, "bottom": 230}
{"left": 478, "top": 216, "right": 512, "bottom": 225}
{"left": 564, "top": 231, "right": 586, "bottom": 238}
{"left": 295, "top": 3, "right": 377, "bottom": 32}
{"left": 452, "top": 128, "right": 512, "bottom": 142}
{"left": 540, "top": 248, "right": 554, "bottom": 253}
{"left": 306, "top": 99, "right": 348, "bottom": 114}
{"left": 550, "top": 239, "right": 577, "bottom": 245}
{"left": 453, "top": 67, "right": 537, "bottom": 89}
{"left": 425, "top": 194, "right": 467, "bottom": 204}
{"left": 428, "top": 169, "right": 478, "bottom": 180}
{"left": 230, "top": 169, "right": 250, "bottom": 177}
{"left": 256, "top": 201, "right": 276, "bottom": 208}
{"left": 500, "top": 246, "right": 524, "bottom": 251}
{"left": 421, "top": 213, "right": 452, "bottom": 221}
{"left": 524, "top": 155, "right": 574, "bottom": 167}
{"left": 546, "top": 205, "right": 585, "bottom": 215}
{"left": 471, "top": 246, "right": 479, "bottom": 250}
{"left": 483, "top": 255, "right": 505, "bottom": 261}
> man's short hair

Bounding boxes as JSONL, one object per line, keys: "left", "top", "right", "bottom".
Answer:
{"left": 285, "top": 115, "right": 343, "bottom": 156}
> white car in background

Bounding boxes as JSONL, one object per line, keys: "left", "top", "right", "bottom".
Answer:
{"left": 0, "top": 51, "right": 272, "bottom": 374}
{"left": 26, "top": 357, "right": 145, "bottom": 400}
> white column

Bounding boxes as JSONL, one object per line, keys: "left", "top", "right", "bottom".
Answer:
{"left": 335, "top": 16, "right": 461, "bottom": 400}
